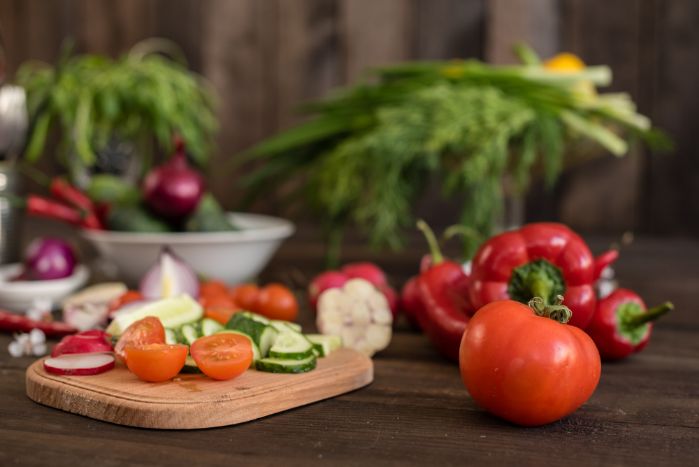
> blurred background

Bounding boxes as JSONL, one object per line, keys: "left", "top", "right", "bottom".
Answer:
{"left": 1, "top": 0, "right": 697, "bottom": 252}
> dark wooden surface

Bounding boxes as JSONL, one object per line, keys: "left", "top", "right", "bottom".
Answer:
{"left": 1, "top": 234, "right": 698, "bottom": 466}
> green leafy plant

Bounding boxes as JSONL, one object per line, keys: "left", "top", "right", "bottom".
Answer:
{"left": 17, "top": 39, "right": 217, "bottom": 171}
{"left": 240, "top": 45, "right": 668, "bottom": 263}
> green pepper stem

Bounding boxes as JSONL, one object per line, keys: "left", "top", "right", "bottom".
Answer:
{"left": 624, "top": 302, "right": 674, "bottom": 328}
{"left": 417, "top": 219, "right": 444, "bottom": 264}
{"left": 529, "top": 276, "right": 553, "bottom": 304}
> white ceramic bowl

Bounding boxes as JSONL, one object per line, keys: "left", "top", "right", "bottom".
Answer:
{"left": 0, "top": 264, "right": 89, "bottom": 312}
{"left": 81, "top": 212, "right": 295, "bottom": 285}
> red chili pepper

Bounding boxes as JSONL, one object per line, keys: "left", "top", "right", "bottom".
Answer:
{"left": 586, "top": 288, "right": 673, "bottom": 360}
{"left": 26, "top": 195, "right": 83, "bottom": 225}
{"left": 415, "top": 220, "right": 471, "bottom": 361}
{"left": 467, "top": 222, "right": 616, "bottom": 329}
{"left": 49, "top": 177, "right": 95, "bottom": 214}
{"left": 25, "top": 194, "right": 103, "bottom": 230}
{"left": 0, "top": 310, "right": 77, "bottom": 337}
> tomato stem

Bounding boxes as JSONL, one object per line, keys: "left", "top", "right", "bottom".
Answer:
{"left": 528, "top": 295, "right": 572, "bottom": 324}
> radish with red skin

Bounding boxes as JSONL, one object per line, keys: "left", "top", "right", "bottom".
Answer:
{"left": 308, "top": 271, "right": 349, "bottom": 309}
{"left": 43, "top": 353, "right": 115, "bottom": 376}
{"left": 400, "top": 276, "right": 423, "bottom": 329}
{"left": 51, "top": 331, "right": 113, "bottom": 357}
{"left": 341, "top": 262, "right": 387, "bottom": 287}
{"left": 378, "top": 283, "right": 399, "bottom": 318}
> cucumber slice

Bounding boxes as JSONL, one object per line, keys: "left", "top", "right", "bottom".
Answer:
{"left": 256, "top": 355, "right": 317, "bottom": 374}
{"left": 270, "top": 320, "right": 302, "bottom": 333}
{"left": 306, "top": 334, "right": 342, "bottom": 357}
{"left": 165, "top": 328, "right": 178, "bottom": 345}
{"left": 106, "top": 295, "right": 203, "bottom": 336}
{"left": 258, "top": 326, "right": 279, "bottom": 357}
{"left": 181, "top": 324, "right": 199, "bottom": 345}
{"left": 268, "top": 331, "right": 314, "bottom": 360}
{"left": 227, "top": 313, "right": 278, "bottom": 357}
{"left": 180, "top": 355, "right": 201, "bottom": 374}
{"left": 201, "top": 318, "right": 223, "bottom": 336}
{"left": 216, "top": 330, "right": 261, "bottom": 364}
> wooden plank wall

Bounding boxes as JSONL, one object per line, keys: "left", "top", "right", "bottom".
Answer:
{"left": 0, "top": 0, "right": 696, "bottom": 238}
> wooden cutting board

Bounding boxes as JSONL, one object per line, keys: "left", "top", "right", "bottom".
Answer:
{"left": 25, "top": 348, "right": 373, "bottom": 429}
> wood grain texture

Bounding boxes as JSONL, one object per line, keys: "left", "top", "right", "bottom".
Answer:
{"left": 1, "top": 235, "right": 698, "bottom": 465}
{"left": 25, "top": 348, "right": 372, "bottom": 429}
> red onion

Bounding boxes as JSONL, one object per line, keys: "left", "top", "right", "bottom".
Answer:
{"left": 139, "top": 247, "right": 200, "bottom": 299}
{"left": 142, "top": 141, "right": 205, "bottom": 220}
{"left": 22, "top": 237, "right": 77, "bottom": 281}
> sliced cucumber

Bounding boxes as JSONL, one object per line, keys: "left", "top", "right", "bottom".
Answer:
{"left": 306, "top": 334, "right": 342, "bottom": 358}
{"left": 216, "top": 330, "right": 261, "bottom": 364}
{"left": 180, "top": 355, "right": 201, "bottom": 374}
{"left": 106, "top": 295, "right": 203, "bottom": 336}
{"left": 165, "top": 328, "right": 178, "bottom": 345}
{"left": 201, "top": 318, "right": 223, "bottom": 336}
{"left": 181, "top": 323, "right": 199, "bottom": 345}
{"left": 256, "top": 355, "right": 317, "bottom": 374}
{"left": 269, "top": 331, "right": 314, "bottom": 360}
{"left": 258, "top": 326, "right": 279, "bottom": 357}
{"left": 270, "top": 320, "right": 302, "bottom": 333}
{"left": 227, "top": 313, "right": 278, "bottom": 357}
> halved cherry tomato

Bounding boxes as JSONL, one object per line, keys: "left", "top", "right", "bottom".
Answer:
{"left": 200, "top": 280, "right": 229, "bottom": 298}
{"left": 230, "top": 283, "right": 259, "bottom": 311}
{"left": 108, "top": 290, "right": 143, "bottom": 315}
{"left": 190, "top": 333, "right": 252, "bottom": 381}
{"left": 114, "top": 317, "right": 165, "bottom": 363}
{"left": 255, "top": 283, "right": 298, "bottom": 321}
{"left": 125, "top": 343, "right": 188, "bottom": 382}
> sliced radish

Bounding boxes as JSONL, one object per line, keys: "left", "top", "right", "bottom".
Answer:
{"left": 51, "top": 331, "right": 113, "bottom": 357}
{"left": 43, "top": 353, "right": 115, "bottom": 376}
{"left": 316, "top": 278, "right": 393, "bottom": 357}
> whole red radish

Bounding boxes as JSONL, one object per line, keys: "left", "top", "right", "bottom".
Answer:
{"left": 308, "top": 271, "right": 349, "bottom": 309}
{"left": 143, "top": 140, "right": 204, "bottom": 220}
{"left": 378, "top": 283, "right": 399, "bottom": 319}
{"left": 342, "top": 262, "right": 387, "bottom": 287}
{"left": 400, "top": 276, "right": 423, "bottom": 329}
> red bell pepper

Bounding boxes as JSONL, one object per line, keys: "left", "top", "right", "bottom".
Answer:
{"left": 415, "top": 221, "right": 471, "bottom": 361}
{"left": 586, "top": 288, "right": 673, "bottom": 360}
{"left": 467, "top": 222, "right": 616, "bottom": 329}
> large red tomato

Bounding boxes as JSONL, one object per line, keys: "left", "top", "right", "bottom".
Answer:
{"left": 459, "top": 299, "right": 601, "bottom": 426}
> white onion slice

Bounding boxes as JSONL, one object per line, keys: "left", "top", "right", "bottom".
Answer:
{"left": 139, "top": 247, "right": 199, "bottom": 299}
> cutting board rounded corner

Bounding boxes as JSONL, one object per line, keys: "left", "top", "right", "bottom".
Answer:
{"left": 26, "top": 348, "right": 373, "bottom": 429}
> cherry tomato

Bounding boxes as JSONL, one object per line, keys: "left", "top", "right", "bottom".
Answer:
{"left": 230, "top": 283, "right": 259, "bottom": 311}
{"left": 114, "top": 317, "right": 165, "bottom": 363}
{"left": 255, "top": 283, "right": 298, "bottom": 321}
{"left": 204, "top": 306, "right": 240, "bottom": 325}
{"left": 108, "top": 290, "right": 143, "bottom": 315}
{"left": 200, "top": 293, "right": 237, "bottom": 310}
{"left": 190, "top": 333, "right": 253, "bottom": 381}
{"left": 125, "top": 343, "right": 188, "bottom": 382}
{"left": 200, "top": 280, "right": 229, "bottom": 298}
{"left": 459, "top": 300, "right": 601, "bottom": 426}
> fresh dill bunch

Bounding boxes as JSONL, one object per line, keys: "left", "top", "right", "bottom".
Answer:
{"left": 240, "top": 45, "right": 666, "bottom": 263}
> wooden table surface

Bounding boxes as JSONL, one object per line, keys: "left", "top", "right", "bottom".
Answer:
{"left": 1, "top": 233, "right": 698, "bottom": 466}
